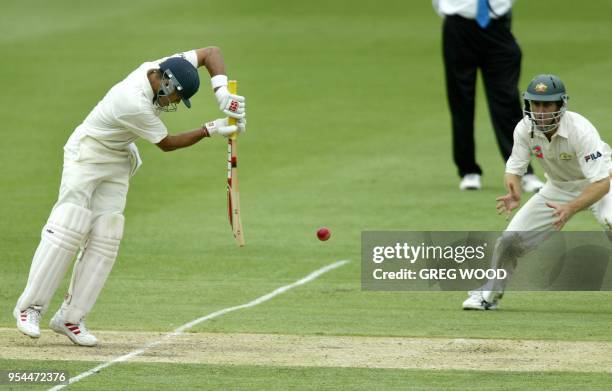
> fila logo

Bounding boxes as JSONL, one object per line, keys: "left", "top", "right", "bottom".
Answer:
{"left": 584, "top": 151, "right": 602, "bottom": 162}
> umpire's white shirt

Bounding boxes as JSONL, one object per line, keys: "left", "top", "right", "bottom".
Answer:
{"left": 506, "top": 111, "right": 611, "bottom": 196}
{"left": 64, "top": 50, "right": 198, "bottom": 157}
{"left": 432, "top": 0, "right": 515, "bottom": 18}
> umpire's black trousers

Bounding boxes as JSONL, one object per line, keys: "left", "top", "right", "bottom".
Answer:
{"left": 443, "top": 13, "right": 533, "bottom": 177}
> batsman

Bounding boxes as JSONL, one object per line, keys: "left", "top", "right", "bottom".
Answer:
{"left": 463, "top": 74, "right": 612, "bottom": 310}
{"left": 13, "top": 47, "right": 246, "bottom": 346}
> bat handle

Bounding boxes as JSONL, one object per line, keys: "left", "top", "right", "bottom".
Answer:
{"left": 228, "top": 80, "right": 238, "bottom": 130}
{"left": 228, "top": 80, "right": 238, "bottom": 140}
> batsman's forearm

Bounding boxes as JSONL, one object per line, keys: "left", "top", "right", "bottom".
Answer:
{"left": 196, "top": 46, "right": 226, "bottom": 77}
{"left": 162, "top": 128, "right": 209, "bottom": 151}
{"left": 568, "top": 177, "right": 610, "bottom": 213}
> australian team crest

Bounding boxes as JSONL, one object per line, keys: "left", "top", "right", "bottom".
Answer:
{"left": 534, "top": 83, "right": 548, "bottom": 93}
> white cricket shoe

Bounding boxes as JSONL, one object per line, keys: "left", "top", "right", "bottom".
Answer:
{"left": 462, "top": 290, "right": 502, "bottom": 310}
{"left": 459, "top": 174, "right": 482, "bottom": 190}
{"left": 50, "top": 310, "right": 98, "bottom": 347}
{"left": 521, "top": 174, "right": 544, "bottom": 193}
{"left": 14, "top": 306, "right": 41, "bottom": 338}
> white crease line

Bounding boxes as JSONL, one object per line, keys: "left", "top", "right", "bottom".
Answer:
{"left": 49, "top": 260, "right": 350, "bottom": 390}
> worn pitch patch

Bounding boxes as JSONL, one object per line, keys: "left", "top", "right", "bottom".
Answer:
{"left": 1, "top": 328, "right": 611, "bottom": 373}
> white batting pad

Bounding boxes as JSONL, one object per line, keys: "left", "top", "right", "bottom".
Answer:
{"left": 63, "top": 213, "right": 125, "bottom": 323}
{"left": 15, "top": 203, "right": 92, "bottom": 314}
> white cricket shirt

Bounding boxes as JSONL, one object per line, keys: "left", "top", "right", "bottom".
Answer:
{"left": 506, "top": 111, "right": 611, "bottom": 191}
{"left": 65, "top": 50, "right": 198, "bottom": 153}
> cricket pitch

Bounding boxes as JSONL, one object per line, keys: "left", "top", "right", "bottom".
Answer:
{"left": 1, "top": 328, "right": 610, "bottom": 373}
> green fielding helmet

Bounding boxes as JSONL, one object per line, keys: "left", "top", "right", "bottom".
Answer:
{"left": 523, "top": 74, "right": 568, "bottom": 102}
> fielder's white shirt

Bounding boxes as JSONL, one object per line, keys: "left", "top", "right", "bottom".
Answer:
{"left": 506, "top": 111, "right": 611, "bottom": 191}
{"left": 65, "top": 50, "right": 198, "bottom": 153}
{"left": 432, "top": 0, "right": 515, "bottom": 18}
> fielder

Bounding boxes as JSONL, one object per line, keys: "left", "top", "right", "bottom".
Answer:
{"left": 463, "top": 74, "right": 612, "bottom": 310}
{"left": 14, "top": 47, "right": 246, "bottom": 346}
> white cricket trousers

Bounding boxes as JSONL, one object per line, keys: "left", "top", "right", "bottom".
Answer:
{"left": 485, "top": 178, "right": 612, "bottom": 294}
{"left": 57, "top": 136, "right": 135, "bottom": 217}
{"left": 507, "top": 178, "right": 612, "bottom": 232}
{"left": 15, "top": 136, "right": 137, "bottom": 321}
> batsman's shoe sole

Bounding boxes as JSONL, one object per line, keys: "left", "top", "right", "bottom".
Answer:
{"left": 14, "top": 308, "right": 41, "bottom": 338}
{"left": 50, "top": 313, "right": 98, "bottom": 347}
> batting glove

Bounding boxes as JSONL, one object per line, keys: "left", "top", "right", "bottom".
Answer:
{"left": 204, "top": 118, "right": 246, "bottom": 138}
{"left": 215, "top": 86, "right": 246, "bottom": 119}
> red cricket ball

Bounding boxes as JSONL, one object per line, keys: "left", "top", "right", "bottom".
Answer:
{"left": 317, "top": 227, "right": 331, "bottom": 241}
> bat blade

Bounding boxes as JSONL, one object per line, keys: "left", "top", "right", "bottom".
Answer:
{"left": 226, "top": 80, "right": 245, "bottom": 246}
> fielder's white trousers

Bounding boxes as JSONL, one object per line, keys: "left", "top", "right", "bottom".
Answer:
{"left": 485, "top": 178, "right": 612, "bottom": 294}
{"left": 507, "top": 178, "right": 612, "bottom": 231}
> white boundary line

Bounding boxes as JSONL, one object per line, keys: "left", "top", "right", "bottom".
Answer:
{"left": 48, "top": 260, "right": 350, "bottom": 390}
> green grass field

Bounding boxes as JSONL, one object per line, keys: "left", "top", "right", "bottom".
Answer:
{"left": 1, "top": 1, "right": 612, "bottom": 390}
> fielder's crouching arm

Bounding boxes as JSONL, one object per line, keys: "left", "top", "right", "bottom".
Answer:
{"left": 598, "top": 176, "right": 612, "bottom": 234}
{"left": 568, "top": 177, "right": 610, "bottom": 216}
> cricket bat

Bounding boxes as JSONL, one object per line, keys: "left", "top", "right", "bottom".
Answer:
{"left": 227, "top": 80, "right": 245, "bottom": 246}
